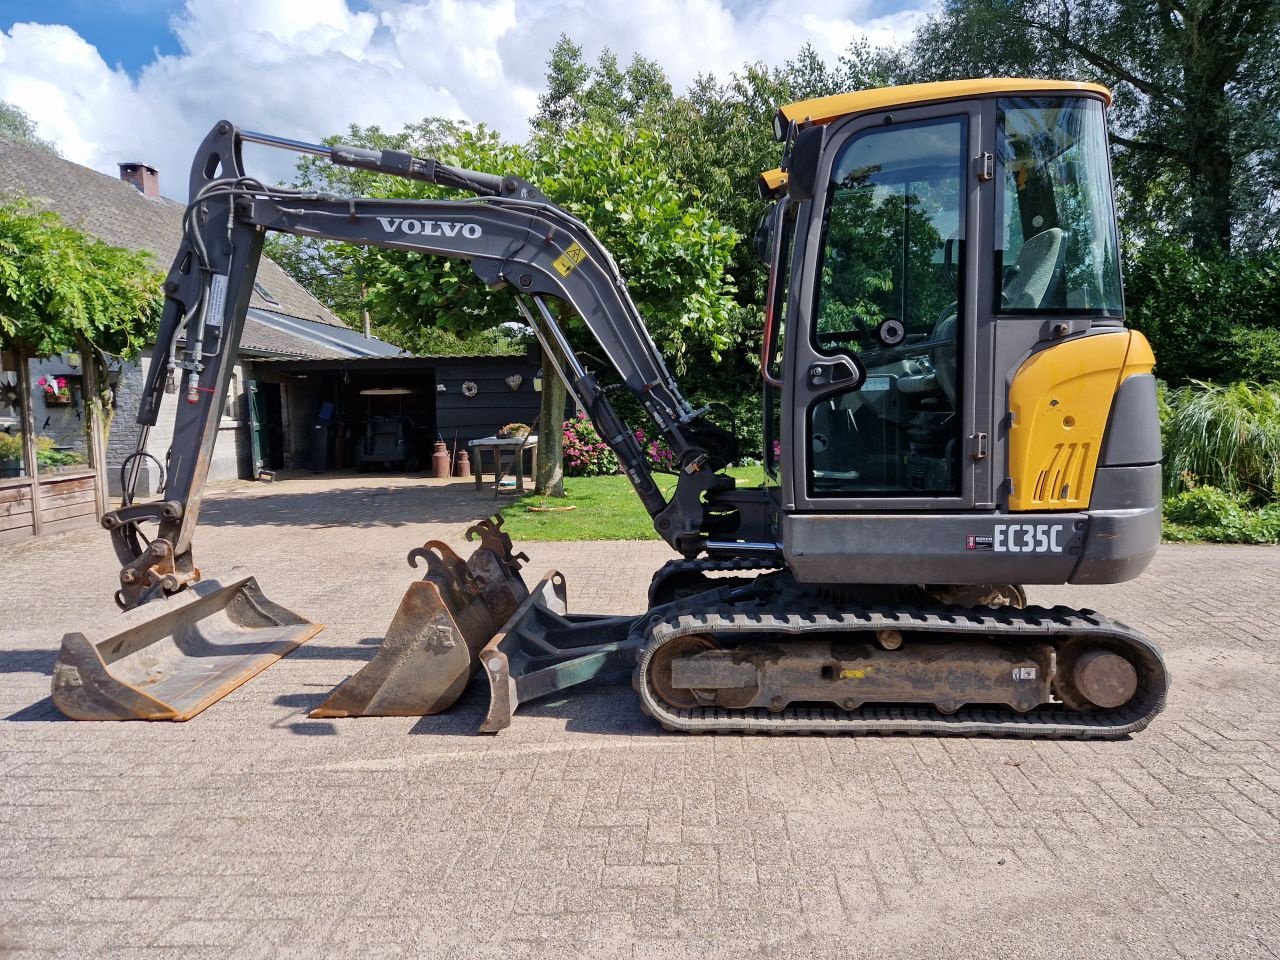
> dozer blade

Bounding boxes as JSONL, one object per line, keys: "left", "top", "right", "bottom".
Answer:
{"left": 479, "top": 570, "right": 639, "bottom": 733}
{"left": 310, "top": 517, "right": 529, "bottom": 719}
{"left": 51, "top": 568, "right": 322, "bottom": 721}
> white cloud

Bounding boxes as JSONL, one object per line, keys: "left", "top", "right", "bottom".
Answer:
{"left": 0, "top": 0, "right": 927, "bottom": 199}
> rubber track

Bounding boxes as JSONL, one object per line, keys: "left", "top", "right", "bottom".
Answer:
{"left": 634, "top": 601, "right": 1169, "bottom": 739}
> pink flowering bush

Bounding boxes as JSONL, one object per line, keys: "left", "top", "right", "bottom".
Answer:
{"left": 561, "top": 415, "right": 682, "bottom": 476}
{"left": 562, "top": 413, "right": 620, "bottom": 476}
{"left": 633, "top": 427, "right": 678, "bottom": 472}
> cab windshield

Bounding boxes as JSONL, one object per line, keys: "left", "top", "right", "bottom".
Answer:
{"left": 995, "top": 97, "right": 1123, "bottom": 315}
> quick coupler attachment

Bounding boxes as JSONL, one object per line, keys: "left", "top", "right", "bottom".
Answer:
{"left": 478, "top": 571, "right": 640, "bottom": 733}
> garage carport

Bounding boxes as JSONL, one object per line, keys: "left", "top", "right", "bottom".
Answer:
{"left": 246, "top": 353, "right": 540, "bottom": 476}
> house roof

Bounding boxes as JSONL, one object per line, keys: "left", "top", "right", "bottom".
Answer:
{"left": 243, "top": 309, "right": 403, "bottom": 359}
{"left": 0, "top": 136, "right": 395, "bottom": 360}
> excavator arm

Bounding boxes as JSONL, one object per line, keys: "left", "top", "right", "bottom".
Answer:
{"left": 108, "top": 120, "right": 735, "bottom": 609}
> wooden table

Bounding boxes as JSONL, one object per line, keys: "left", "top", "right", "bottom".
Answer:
{"left": 468, "top": 436, "right": 538, "bottom": 498}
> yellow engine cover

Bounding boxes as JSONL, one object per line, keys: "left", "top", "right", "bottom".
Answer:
{"left": 1007, "top": 331, "right": 1155, "bottom": 511}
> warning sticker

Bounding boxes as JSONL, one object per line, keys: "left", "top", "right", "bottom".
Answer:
{"left": 552, "top": 241, "right": 587, "bottom": 277}
{"left": 206, "top": 273, "right": 228, "bottom": 329}
{"left": 966, "top": 535, "right": 994, "bottom": 551}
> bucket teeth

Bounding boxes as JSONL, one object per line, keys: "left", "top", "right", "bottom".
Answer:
{"left": 51, "top": 568, "right": 322, "bottom": 721}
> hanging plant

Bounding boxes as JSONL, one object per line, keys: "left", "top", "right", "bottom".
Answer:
{"left": 37, "top": 375, "right": 72, "bottom": 405}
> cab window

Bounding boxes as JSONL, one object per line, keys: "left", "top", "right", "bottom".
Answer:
{"left": 995, "top": 97, "right": 1123, "bottom": 314}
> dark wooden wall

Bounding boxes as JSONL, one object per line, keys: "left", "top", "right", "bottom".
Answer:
{"left": 432, "top": 356, "right": 541, "bottom": 445}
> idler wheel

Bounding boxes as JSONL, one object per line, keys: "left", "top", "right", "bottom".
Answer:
{"left": 1071, "top": 649, "right": 1138, "bottom": 709}
{"left": 649, "top": 635, "right": 717, "bottom": 709}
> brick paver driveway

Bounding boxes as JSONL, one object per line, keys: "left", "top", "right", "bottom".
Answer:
{"left": 1, "top": 474, "right": 1278, "bottom": 959}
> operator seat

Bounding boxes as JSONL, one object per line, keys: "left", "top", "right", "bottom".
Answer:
{"left": 931, "top": 227, "right": 1066, "bottom": 406}
{"left": 1002, "top": 227, "right": 1065, "bottom": 309}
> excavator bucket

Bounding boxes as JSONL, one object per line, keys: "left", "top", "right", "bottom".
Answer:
{"left": 51, "top": 569, "right": 322, "bottom": 721}
{"left": 310, "top": 517, "right": 530, "bottom": 718}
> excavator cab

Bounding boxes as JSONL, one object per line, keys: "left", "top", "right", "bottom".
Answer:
{"left": 758, "top": 85, "right": 1157, "bottom": 589}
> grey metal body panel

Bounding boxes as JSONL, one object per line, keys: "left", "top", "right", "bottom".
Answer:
{"left": 1090, "top": 462, "right": 1162, "bottom": 510}
{"left": 1068, "top": 506, "right": 1160, "bottom": 584}
{"left": 782, "top": 461, "right": 1161, "bottom": 587}
{"left": 1067, "top": 463, "right": 1161, "bottom": 583}
{"left": 1100, "top": 373, "right": 1162, "bottom": 466}
{"left": 783, "top": 513, "right": 1086, "bottom": 584}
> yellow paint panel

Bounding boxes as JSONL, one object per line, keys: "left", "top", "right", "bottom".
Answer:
{"left": 1122, "top": 329, "right": 1156, "bottom": 378}
{"left": 779, "top": 79, "right": 1112, "bottom": 130}
{"left": 552, "top": 241, "right": 587, "bottom": 278}
{"left": 758, "top": 168, "right": 788, "bottom": 197}
{"left": 1007, "top": 331, "right": 1143, "bottom": 511}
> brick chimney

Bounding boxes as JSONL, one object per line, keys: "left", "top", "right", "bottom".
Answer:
{"left": 118, "top": 162, "right": 159, "bottom": 198}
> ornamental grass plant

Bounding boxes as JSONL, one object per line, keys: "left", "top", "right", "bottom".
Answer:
{"left": 1163, "top": 381, "right": 1280, "bottom": 500}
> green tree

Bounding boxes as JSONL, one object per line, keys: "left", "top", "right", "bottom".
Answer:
{"left": 1125, "top": 237, "right": 1280, "bottom": 383}
{"left": 0, "top": 200, "right": 160, "bottom": 357}
{"left": 268, "top": 115, "right": 740, "bottom": 492}
{"left": 0, "top": 101, "right": 59, "bottom": 155}
{"left": 527, "top": 124, "right": 742, "bottom": 373}
{"left": 0, "top": 199, "right": 162, "bottom": 436}
{"left": 903, "top": 0, "right": 1280, "bottom": 254}
{"left": 533, "top": 35, "right": 675, "bottom": 137}
{"left": 264, "top": 120, "right": 530, "bottom": 355}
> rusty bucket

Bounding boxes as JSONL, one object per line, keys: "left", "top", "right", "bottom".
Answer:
{"left": 310, "top": 518, "right": 529, "bottom": 718}
{"left": 51, "top": 568, "right": 322, "bottom": 721}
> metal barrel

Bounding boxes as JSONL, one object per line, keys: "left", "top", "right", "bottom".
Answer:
{"left": 310, "top": 518, "right": 530, "bottom": 719}
{"left": 51, "top": 569, "right": 322, "bottom": 721}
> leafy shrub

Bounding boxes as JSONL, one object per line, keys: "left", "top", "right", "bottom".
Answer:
{"left": 0, "top": 431, "right": 22, "bottom": 460}
{"left": 0, "top": 433, "right": 87, "bottom": 469}
{"left": 1163, "top": 485, "right": 1280, "bottom": 544}
{"left": 1125, "top": 240, "right": 1280, "bottom": 384}
{"left": 1163, "top": 381, "right": 1280, "bottom": 499}
{"left": 562, "top": 413, "right": 619, "bottom": 477}
{"left": 1225, "top": 326, "right": 1280, "bottom": 383}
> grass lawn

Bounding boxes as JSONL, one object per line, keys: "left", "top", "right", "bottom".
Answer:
{"left": 496, "top": 465, "right": 766, "bottom": 541}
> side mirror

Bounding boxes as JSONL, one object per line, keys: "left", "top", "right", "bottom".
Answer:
{"left": 787, "top": 125, "right": 826, "bottom": 202}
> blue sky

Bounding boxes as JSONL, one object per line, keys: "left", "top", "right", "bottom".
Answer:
{"left": 0, "top": 1, "right": 182, "bottom": 73}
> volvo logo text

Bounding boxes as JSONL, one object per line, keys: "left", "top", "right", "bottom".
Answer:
{"left": 376, "top": 217, "right": 482, "bottom": 239}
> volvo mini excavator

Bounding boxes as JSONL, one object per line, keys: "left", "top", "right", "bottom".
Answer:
{"left": 51, "top": 78, "right": 1168, "bottom": 737}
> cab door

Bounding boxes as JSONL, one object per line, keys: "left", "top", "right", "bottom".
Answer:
{"left": 785, "top": 102, "right": 990, "bottom": 513}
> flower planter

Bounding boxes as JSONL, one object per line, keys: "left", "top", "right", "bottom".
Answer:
{"left": 37, "top": 375, "right": 73, "bottom": 405}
